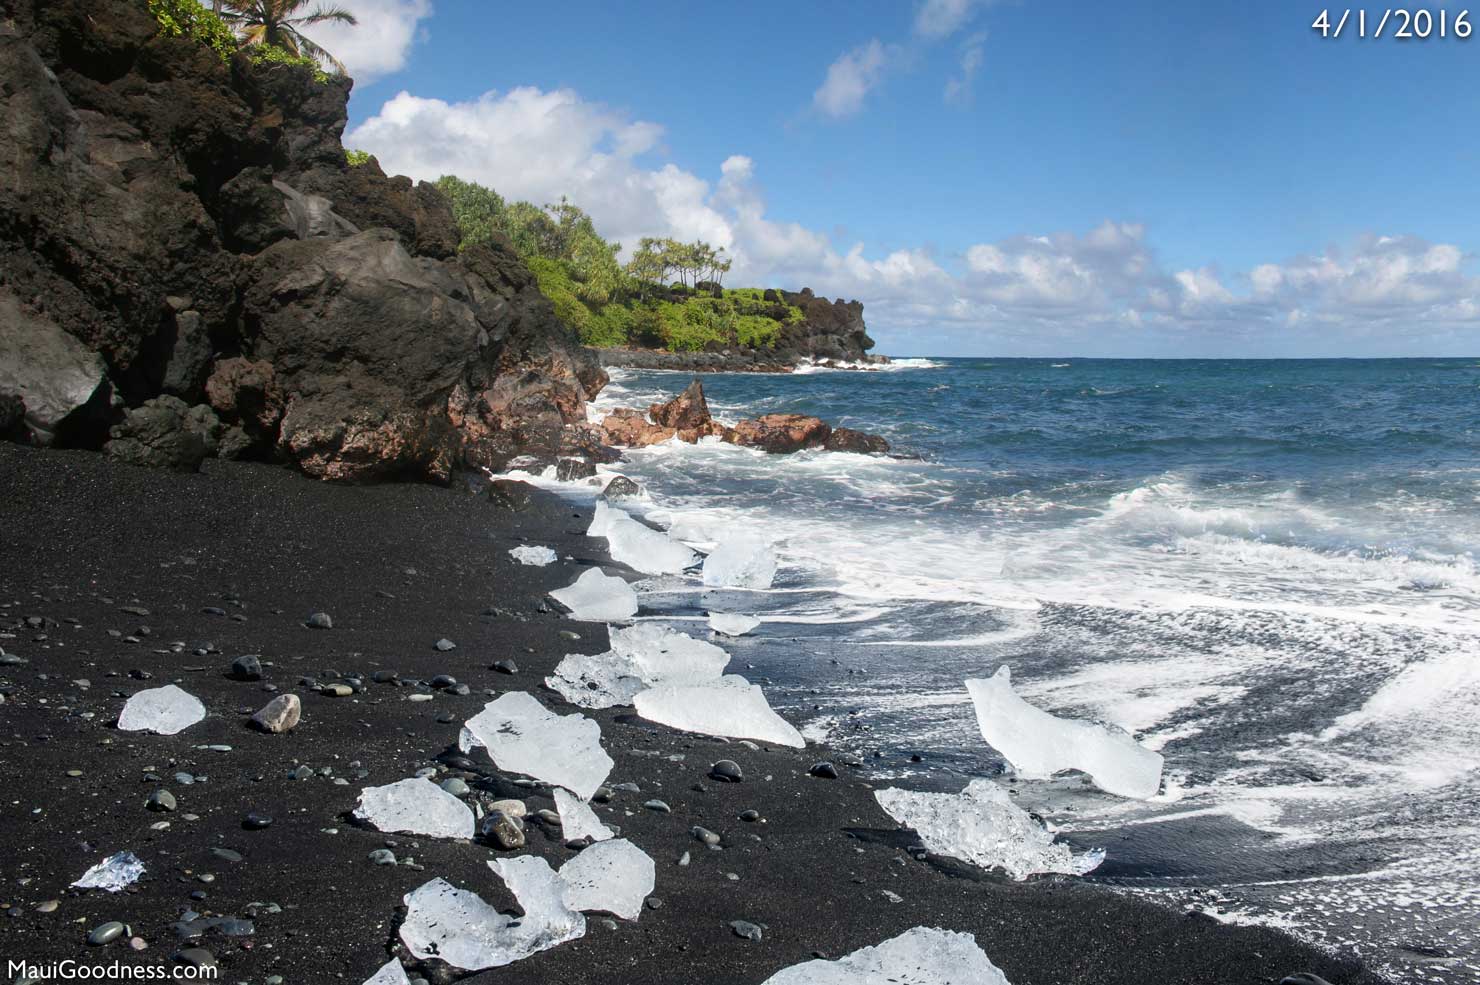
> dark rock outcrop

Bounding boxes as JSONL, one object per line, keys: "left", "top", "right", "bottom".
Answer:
{"left": 103, "top": 395, "right": 212, "bottom": 471}
{"left": 599, "top": 379, "right": 889, "bottom": 456}
{"left": 724, "top": 414, "right": 832, "bottom": 454}
{"left": 0, "top": 0, "right": 605, "bottom": 481}
{"left": 777, "top": 289, "right": 875, "bottom": 363}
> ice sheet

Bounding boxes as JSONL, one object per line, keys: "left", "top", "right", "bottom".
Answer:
{"left": 549, "top": 568, "right": 638, "bottom": 622}
{"left": 354, "top": 777, "right": 475, "bottom": 839}
{"left": 633, "top": 674, "right": 805, "bottom": 748}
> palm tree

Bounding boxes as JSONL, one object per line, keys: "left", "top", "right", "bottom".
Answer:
{"left": 220, "top": 0, "right": 358, "bottom": 75}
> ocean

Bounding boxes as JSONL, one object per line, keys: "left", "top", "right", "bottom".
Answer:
{"left": 521, "top": 357, "right": 1480, "bottom": 984}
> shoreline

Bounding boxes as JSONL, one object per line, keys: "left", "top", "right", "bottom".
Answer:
{"left": 596, "top": 348, "right": 893, "bottom": 374}
{"left": 0, "top": 444, "right": 1379, "bottom": 985}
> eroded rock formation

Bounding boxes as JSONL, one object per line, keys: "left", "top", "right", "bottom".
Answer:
{"left": 0, "top": 0, "right": 604, "bottom": 481}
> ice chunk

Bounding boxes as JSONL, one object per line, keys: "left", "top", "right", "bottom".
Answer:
{"left": 558, "top": 838, "right": 655, "bottom": 921}
{"left": 460, "top": 691, "right": 613, "bottom": 800}
{"left": 400, "top": 862, "right": 584, "bottom": 971}
{"left": 545, "top": 623, "right": 731, "bottom": 709}
{"left": 117, "top": 684, "right": 206, "bottom": 735}
{"left": 362, "top": 958, "right": 411, "bottom": 985}
{"left": 708, "top": 612, "right": 761, "bottom": 636}
{"left": 966, "top": 666, "right": 1163, "bottom": 799}
{"left": 874, "top": 779, "right": 1103, "bottom": 881}
{"left": 508, "top": 545, "right": 558, "bottom": 566}
{"left": 587, "top": 501, "right": 619, "bottom": 538}
{"left": 354, "top": 777, "right": 474, "bottom": 839}
{"left": 601, "top": 507, "right": 697, "bottom": 575}
{"left": 634, "top": 675, "right": 804, "bottom": 748}
{"left": 761, "top": 926, "right": 1010, "bottom": 985}
{"left": 702, "top": 536, "right": 777, "bottom": 589}
{"left": 72, "top": 851, "right": 145, "bottom": 892}
{"left": 554, "top": 787, "right": 613, "bottom": 843}
{"left": 549, "top": 567, "right": 638, "bottom": 622}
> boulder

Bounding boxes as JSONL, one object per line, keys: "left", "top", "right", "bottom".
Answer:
{"left": 0, "top": 293, "right": 112, "bottom": 446}
{"left": 487, "top": 479, "right": 535, "bottom": 511}
{"left": 558, "top": 422, "right": 623, "bottom": 464}
{"left": 159, "top": 308, "right": 213, "bottom": 400}
{"left": 103, "top": 395, "right": 211, "bottom": 471}
{"left": 823, "top": 426, "right": 890, "bottom": 455}
{"left": 648, "top": 379, "right": 725, "bottom": 440}
{"left": 272, "top": 179, "right": 360, "bottom": 241}
{"left": 600, "top": 476, "right": 643, "bottom": 500}
{"left": 0, "top": 393, "right": 26, "bottom": 442}
{"left": 724, "top": 414, "right": 832, "bottom": 454}
{"left": 556, "top": 458, "right": 597, "bottom": 481}
{"left": 206, "top": 357, "right": 284, "bottom": 449}
{"left": 601, "top": 408, "right": 676, "bottom": 447}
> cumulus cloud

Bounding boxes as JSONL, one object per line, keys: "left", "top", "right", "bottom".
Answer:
{"left": 300, "top": 0, "right": 432, "bottom": 84}
{"left": 347, "top": 85, "right": 1480, "bottom": 353}
{"left": 914, "top": 0, "right": 986, "bottom": 40}
{"left": 812, "top": 40, "right": 895, "bottom": 119}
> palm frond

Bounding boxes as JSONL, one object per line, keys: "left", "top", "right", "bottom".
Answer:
{"left": 290, "top": 31, "right": 349, "bottom": 74}
{"left": 294, "top": 5, "right": 358, "bottom": 27}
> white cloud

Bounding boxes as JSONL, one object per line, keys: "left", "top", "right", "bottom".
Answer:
{"left": 346, "top": 85, "right": 1480, "bottom": 354}
{"left": 812, "top": 40, "right": 895, "bottom": 119}
{"left": 914, "top": 0, "right": 984, "bottom": 40}
{"left": 943, "top": 31, "right": 987, "bottom": 104}
{"left": 300, "top": 0, "right": 432, "bottom": 84}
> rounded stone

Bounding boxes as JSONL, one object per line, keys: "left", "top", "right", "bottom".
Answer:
{"left": 709, "top": 760, "right": 743, "bottom": 783}
{"left": 739, "top": 809, "right": 760, "bottom": 822}
{"left": 229, "top": 655, "right": 262, "bottom": 681}
{"left": 478, "top": 810, "right": 526, "bottom": 850}
{"left": 146, "top": 788, "right": 176, "bottom": 812}
{"left": 691, "top": 826, "right": 721, "bottom": 846}
{"left": 439, "top": 778, "right": 470, "bottom": 797}
{"left": 242, "top": 812, "right": 272, "bottom": 830}
{"left": 250, "top": 693, "right": 301, "bottom": 733}
{"left": 305, "top": 612, "right": 333, "bottom": 630}
{"left": 808, "top": 761, "right": 839, "bottom": 779}
{"left": 87, "top": 921, "right": 126, "bottom": 946}
{"left": 644, "top": 799, "right": 671, "bottom": 814}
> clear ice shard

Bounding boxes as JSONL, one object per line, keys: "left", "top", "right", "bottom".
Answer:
{"left": 587, "top": 501, "right": 619, "bottom": 538}
{"left": 760, "top": 926, "right": 1011, "bottom": 985}
{"left": 558, "top": 838, "right": 655, "bottom": 921}
{"left": 874, "top": 779, "right": 1104, "bottom": 881}
{"left": 362, "top": 958, "right": 411, "bottom": 985}
{"left": 116, "top": 684, "right": 206, "bottom": 735}
{"left": 596, "top": 505, "right": 697, "bottom": 575}
{"left": 72, "top": 851, "right": 146, "bottom": 892}
{"left": 508, "top": 545, "right": 558, "bottom": 566}
{"left": 702, "top": 536, "right": 778, "bottom": 589}
{"left": 633, "top": 674, "right": 805, "bottom": 748}
{"left": 460, "top": 691, "right": 613, "bottom": 800}
{"left": 708, "top": 612, "right": 761, "bottom": 636}
{"left": 549, "top": 567, "right": 638, "bottom": 622}
{"left": 554, "top": 786, "right": 613, "bottom": 842}
{"left": 354, "top": 777, "right": 475, "bottom": 839}
{"left": 545, "top": 623, "right": 731, "bottom": 709}
{"left": 965, "top": 666, "right": 1163, "bottom": 799}
{"left": 399, "top": 860, "right": 585, "bottom": 971}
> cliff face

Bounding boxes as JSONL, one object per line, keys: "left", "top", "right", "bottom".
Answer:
{"left": 777, "top": 289, "right": 875, "bottom": 363}
{"left": 0, "top": 0, "right": 605, "bottom": 481}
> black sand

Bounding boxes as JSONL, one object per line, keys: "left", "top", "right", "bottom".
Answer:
{"left": 0, "top": 444, "right": 1381, "bottom": 985}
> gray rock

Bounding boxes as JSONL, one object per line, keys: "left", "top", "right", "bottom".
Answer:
{"left": 709, "top": 760, "right": 743, "bottom": 783}
{"left": 368, "top": 849, "right": 397, "bottom": 866}
{"left": 556, "top": 458, "right": 597, "bottom": 481}
{"left": 147, "top": 789, "right": 177, "bottom": 812}
{"left": 305, "top": 612, "right": 333, "bottom": 630}
{"left": 644, "top": 799, "right": 671, "bottom": 814}
{"left": 599, "top": 475, "right": 643, "bottom": 501}
{"left": 691, "top": 826, "right": 721, "bottom": 846}
{"left": 491, "top": 659, "right": 518, "bottom": 675}
{"left": 0, "top": 295, "right": 112, "bottom": 446}
{"left": 250, "top": 694, "right": 301, "bottom": 734}
{"left": 273, "top": 179, "right": 361, "bottom": 241}
{"left": 87, "top": 921, "right": 127, "bottom": 946}
{"left": 739, "top": 809, "right": 760, "bottom": 822}
{"left": 230, "top": 655, "right": 262, "bottom": 681}
{"left": 809, "top": 761, "right": 839, "bottom": 779}
{"left": 171, "top": 948, "right": 217, "bottom": 970}
{"left": 730, "top": 920, "right": 763, "bottom": 941}
{"left": 433, "top": 638, "right": 456, "bottom": 652}
{"left": 478, "top": 810, "right": 526, "bottom": 850}
{"left": 439, "top": 777, "right": 470, "bottom": 797}
{"left": 104, "top": 395, "right": 209, "bottom": 472}
{"left": 242, "top": 812, "right": 272, "bottom": 830}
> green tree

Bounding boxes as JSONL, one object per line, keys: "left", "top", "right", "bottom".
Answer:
{"left": 220, "top": 0, "right": 357, "bottom": 74}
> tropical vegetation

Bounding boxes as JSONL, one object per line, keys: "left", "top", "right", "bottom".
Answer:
{"left": 147, "top": 0, "right": 353, "bottom": 79}
{"left": 434, "top": 175, "right": 804, "bottom": 351}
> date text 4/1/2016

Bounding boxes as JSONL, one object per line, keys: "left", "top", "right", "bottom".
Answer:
{"left": 1313, "top": 9, "right": 1472, "bottom": 38}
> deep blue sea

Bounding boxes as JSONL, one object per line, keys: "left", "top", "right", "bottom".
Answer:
{"left": 521, "top": 357, "right": 1480, "bottom": 983}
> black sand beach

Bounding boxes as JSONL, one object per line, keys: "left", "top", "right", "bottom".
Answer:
{"left": 0, "top": 443, "right": 1381, "bottom": 985}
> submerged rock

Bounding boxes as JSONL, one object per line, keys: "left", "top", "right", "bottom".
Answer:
{"left": 823, "top": 426, "right": 890, "bottom": 455}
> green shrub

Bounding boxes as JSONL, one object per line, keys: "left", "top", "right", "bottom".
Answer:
{"left": 249, "top": 43, "right": 331, "bottom": 84}
{"left": 345, "top": 148, "right": 371, "bottom": 167}
{"left": 148, "top": 0, "right": 237, "bottom": 61}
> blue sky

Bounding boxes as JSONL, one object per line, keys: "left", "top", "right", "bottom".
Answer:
{"left": 312, "top": 0, "right": 1480, "bottom": 357}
